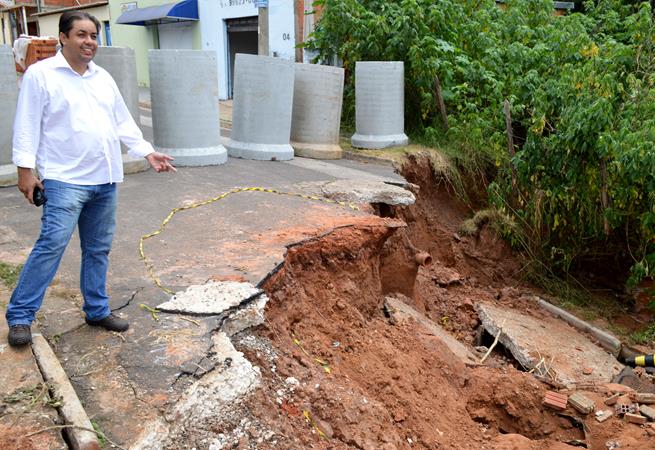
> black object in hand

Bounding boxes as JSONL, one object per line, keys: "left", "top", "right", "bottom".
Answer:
{"left": 33, "top": 186, "right": 47, "bottom": 207}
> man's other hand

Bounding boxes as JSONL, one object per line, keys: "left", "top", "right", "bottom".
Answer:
{"left": 17, "top": 167, "right": 44, "bottom": 204}
{"left": 145, "top": 152, "right": 177, "bottom": 173}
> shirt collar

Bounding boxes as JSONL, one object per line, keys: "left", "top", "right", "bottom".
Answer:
{"left": 53, "top": 50, "right": 98, "bottom": 76}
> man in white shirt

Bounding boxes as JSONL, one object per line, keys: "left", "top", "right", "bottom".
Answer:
{"left": 6, "top": 11, "right": 176, "bottom": 347}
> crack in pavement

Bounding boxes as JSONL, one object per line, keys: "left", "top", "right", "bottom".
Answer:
{"left": 112, "top": 287, "right": 144, "bottom": 312}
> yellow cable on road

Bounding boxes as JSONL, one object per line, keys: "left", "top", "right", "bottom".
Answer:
{"left": 139, "top": 186, "right": 360, "bottom": 295}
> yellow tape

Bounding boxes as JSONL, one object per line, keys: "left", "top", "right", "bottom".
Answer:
{"left": 292, "top": 335, "right": 331, "bottom": 374}
{"left": 303, "top": 410, "right": 328, "bottom": 439}
{"left": 139, "top": 187, "right": 360, "bottom": 296}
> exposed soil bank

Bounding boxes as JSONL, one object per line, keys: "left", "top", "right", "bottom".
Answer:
{"left": 224, "top": 155, "right": 652, "bottom": 449}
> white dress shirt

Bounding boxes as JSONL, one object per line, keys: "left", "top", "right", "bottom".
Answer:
{"left": 12, "top": 51, "right": 153, "bottom": 185}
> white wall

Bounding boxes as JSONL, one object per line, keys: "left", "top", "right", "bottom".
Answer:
{"left": 37, "top": 6, "right": 111, "bottom": 40}
{"left": 158, "top": 22, "right": 195, "bottom": 49}
{"left": 267, "top": 0, "right": 294, "bottom": 60}
{"left": 198, "top": 0, "right": 295, "bottom": 99}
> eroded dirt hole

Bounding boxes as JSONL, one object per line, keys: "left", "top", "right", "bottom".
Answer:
{"left": 223, "top": 156, "right": 636, "bottom": 449}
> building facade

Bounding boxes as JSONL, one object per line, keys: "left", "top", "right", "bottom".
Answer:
{"left": 1, "top": 0, "right": 106, "bottom": 45}
{"left": 112, "top": 0, "right": 317, "bottom": 99}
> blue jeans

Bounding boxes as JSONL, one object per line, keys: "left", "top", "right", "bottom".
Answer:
{"left": 6, "top": 180, "right": 117, "bottom": 326}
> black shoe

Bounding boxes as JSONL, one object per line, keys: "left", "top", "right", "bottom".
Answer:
{"left": 7, "top": 324, "right": 32, "bottom": 347}
{"left": 85, "top": 314, "right": 129, "bottom": 332}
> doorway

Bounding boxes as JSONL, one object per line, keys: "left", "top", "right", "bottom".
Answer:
{"left": 225, "top": 16, "right": 258, "bottom": 98}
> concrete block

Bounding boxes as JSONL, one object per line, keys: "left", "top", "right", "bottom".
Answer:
{"left": 158, "top": 281, "right": 263, "bottom": 315}
{"left": 543, "top": 391, "right": 568, "bottom": 410}
{"left": 31, "top": 334, "right": 100, "bottom": 450}
{"left": 640, "top": 404, "right": 655, "bottom": 421}
{"left": 1, "top": 45, "right": 19, "bottom": 185}
{"left": 149, "top": 50, "right": 227, "bottom": 166}
{"left": 291, "top": 63, "right": 344, "bottom": 159}
{"left": 568, "top": 392, "right": 595, "bottom": 414}
{"left": 616, "top": 403, "right": 639, "bottom": 415}
{"left": 94, "top": 47, "right": 150, "bottom": 174}
{"left": 94, "top": 47, "right": 139, "bottom": 126}
{"left": 351, "top": 61, "right": 409, "bottom": 149}
{"left": 122, "top": 153, "right": 149, "bottom": 174}
{"left": 625, "top": 412, "right": 647, "bottom": 425}
{"left": 595, "top": 410, "right": 613, "bottom": 423}
{"left": 636, "top": 393, "right": 655, "bottom": 404}
{"left": 0, "top": 163, "right": 18, "bottom": 187}
{"left": 226, "top": 54, "right": 294, "bottom": 161}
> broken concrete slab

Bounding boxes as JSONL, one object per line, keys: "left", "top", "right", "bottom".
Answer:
{"left": 319, "top": 179, "right": 416, "bottom": 206}
{"left": 221, "top": 293, "right": 268, "bottom": 337}
{"left": 31, "top": 334, "right": 100, "bottom": 450}
{"left": 55, "top": 304, "right": 218, "bottom": 447}
{"left": 158, "top": 281, "right": 263, "bottom": 315}
{"left": 131, "top": 332, "right": 261, "bottom": 448}
{"left": 533, "top": 296, "right": 622, "bottom": 356}
{"left": 310, "top": 180, "right": 416, "bottom": 206}
{"left": 476, "top": 303, "right": 623, "bottom": 384}
{"left": 384, "top": 296, "right": 479, "bottom": 365}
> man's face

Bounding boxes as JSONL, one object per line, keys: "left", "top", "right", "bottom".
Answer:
{"left": 60, "top": 19, "right": 98, "bottom": 66}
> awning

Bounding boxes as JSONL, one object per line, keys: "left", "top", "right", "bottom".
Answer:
{"left": 116, "top": 0, "right": 198, "bottom": 26}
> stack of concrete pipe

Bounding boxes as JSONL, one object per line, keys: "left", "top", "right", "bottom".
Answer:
{"left": 0, "top": 45, "right": 18, "bottom": 186}
{"left": 351, "top": 61, "right": 408, "bottom": 149}
{"left": 290, "top": 63, "right": 344, "bottom": 159}
{"left": 226, "top": 54, "right": 295, "bottom": 161}
{"left": 94, "top": 46, "right": 148, "bottom": 173}
{"left": 149, "top": 49, "right": 227, "bottom": 166}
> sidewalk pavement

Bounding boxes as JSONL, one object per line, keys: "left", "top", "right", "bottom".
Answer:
{"left": 0, "top": 154, "right": 406, "bottom": 447}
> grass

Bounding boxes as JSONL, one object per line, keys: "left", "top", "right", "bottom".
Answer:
{"left": 630, "top": 323, "right": 655, "bottom": 347}
{"left": 92, "top": 421, "right": 107, "bottom": 448}
{"left": 0, "top": 261, "right": 23, "bottom": 290}
{"left": 459, "top": 208, "right": 517, "bottom": 237}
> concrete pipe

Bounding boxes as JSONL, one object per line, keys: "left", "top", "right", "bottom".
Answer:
{"left": 291, "top": 63, "right": 344, "bottom": 160}
{"left": 0, "top": 45, "right": 19, "bottom": 187}
{"left": 225, "top": 54, "right": 295, "bottom": 161}
{"left": 149, "top": 49, "right": 227, "bottom": 167}
{"left": 351, "top": 61, "right": 409, "bottom": 149}
{"left": 94, "top": 46, "right": 148, "bottom": 174}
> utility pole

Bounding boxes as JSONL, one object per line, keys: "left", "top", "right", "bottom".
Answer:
{"left": 257, "top": 2, "right": 269, "bottom": 56}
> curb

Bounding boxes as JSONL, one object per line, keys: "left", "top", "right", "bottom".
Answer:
{"left": 31, "top": 334, "right": 101, "bottom": 450}
{"left": 342, "top": 150, "right": 397, "bottom": 167}
{"left": 534, "top": 296, "right": 623, "bottom": 356}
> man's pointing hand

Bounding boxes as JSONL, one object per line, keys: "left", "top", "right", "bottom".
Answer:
{"left": 145, "top": 152, "right": 177, "bottom": 173}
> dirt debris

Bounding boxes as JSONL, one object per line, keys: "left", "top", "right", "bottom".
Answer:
{"left": 216, "top": 155, "right": 654, "bottom": 449}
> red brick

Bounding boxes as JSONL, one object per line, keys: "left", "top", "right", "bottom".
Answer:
{"left": 544, "top": 391, "right": 568, "bottom": 411}
{"left": 604, "top": 393, "right": 621, "bottom": 406}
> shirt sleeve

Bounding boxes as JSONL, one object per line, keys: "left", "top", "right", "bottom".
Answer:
{"left": 111, "top": 80, "right": 154, "bottom": 159}
{"left": 12, "top": 68, "right": 44, "bottom": 169}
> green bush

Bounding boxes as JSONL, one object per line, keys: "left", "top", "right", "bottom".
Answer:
{"left": 306, "top": 0, "right": 655, "bottom": 286}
